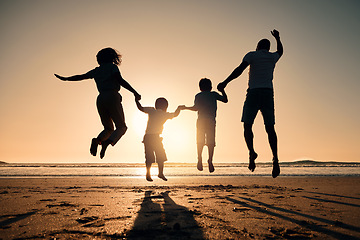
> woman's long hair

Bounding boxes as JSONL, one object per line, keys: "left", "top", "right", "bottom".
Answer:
{"left": 96, "top": 47, "right": 122, "bottom": 65}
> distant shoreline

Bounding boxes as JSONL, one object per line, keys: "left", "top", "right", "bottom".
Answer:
{"left": 0, "top": 160, "right": 359, "bottom": 167}
{"left": 0, "top": 162, "right": 359, "bottom": 178}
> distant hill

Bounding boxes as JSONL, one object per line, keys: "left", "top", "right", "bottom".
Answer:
{"left": 0, "top": 161, "right": 7, "bottom": 164}
{"left": 281, "top": 160, "right": 360, "bottom": 166}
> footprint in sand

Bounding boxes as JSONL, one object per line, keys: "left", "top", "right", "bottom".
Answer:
{"left": 233, "top": 207, "right": 251, "bottom": 212}
{"left": 76, "top": 216, "right": 99, "bottom": 223}
{"left": 46, "top": 201, "right": 77, "bottom": 208}
{"left": 39, "top": 199, "right": 56, "bottom": 202}
{"left": 268, "top": 226, "right": 313, "bottom": 239}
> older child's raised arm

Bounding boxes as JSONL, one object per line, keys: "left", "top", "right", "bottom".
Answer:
{"left": 181, "top": 105, "right": 198, "bottom": 111}
{"left": 218, "top": 89, "right": 228, "bottom": 103}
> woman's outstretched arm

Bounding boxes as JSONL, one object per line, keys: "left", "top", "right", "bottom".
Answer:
{"left": 54, "top": 73, "right": 89, "bottom": 81}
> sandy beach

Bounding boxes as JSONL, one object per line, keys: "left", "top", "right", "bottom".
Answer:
{"left": 0, "top": 176, "right": 359, "bottom": 239}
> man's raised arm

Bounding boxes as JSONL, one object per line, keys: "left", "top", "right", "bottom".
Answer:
{"left": 271, "top": 29, "right": 283, "bottom": 57}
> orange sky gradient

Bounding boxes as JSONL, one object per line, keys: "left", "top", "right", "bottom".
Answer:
{"left": 0, "top": 0, "right": 359, "bottom": 163}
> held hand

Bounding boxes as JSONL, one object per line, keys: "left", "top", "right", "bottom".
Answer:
{"left": 54, "top": 74, "right": 67, "bottom": 81}
{"left": 271, "top": 29, "right": 280, "bottom": 39}
{"left": 178, "top": 105, "right": 186, "bottom": 110}
{"left": 217, "top": 82, "right": 226, "bottom": 91}
{"left": 134, "top": 93, "right": 141, "bottom": 101}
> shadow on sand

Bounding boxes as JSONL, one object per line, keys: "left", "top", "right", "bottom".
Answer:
{"left": 126, "top": 190, "right": 204, "bottom": 240}
{"left": 225, "top": 195, "right": 360, "bottom": 240}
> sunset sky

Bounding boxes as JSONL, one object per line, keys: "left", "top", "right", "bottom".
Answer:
{"left": 0, "top": 0, "right": 359, "bottom": 163}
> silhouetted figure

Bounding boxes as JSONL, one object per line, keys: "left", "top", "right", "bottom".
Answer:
{"left": 126, "top": 191, "right": 162, "bottom": 239}
{"left": 127, "top": 191, "right": 204, "bottom": 239}
{"left": 161, "top": 191, "right": 204, "bottom": 238}
{"left": 181, "top": 78, "right": 228, "bottom": 173}
{"left": 217, "top": 30, "right": 283, "bottom": 178}
{"left": 55, "top": 47, "right": 141, "bottom": 159}
{"left": 135, "top": 97, "right": 183, "bottom": 181}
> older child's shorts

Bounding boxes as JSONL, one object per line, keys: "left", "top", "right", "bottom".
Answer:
{"left": 142, "top": 134, "right": 167, "bottom": 164}
{"left": 196, "top": 118, "right": 216, "bottom": 147}
{"left": 241, "top": 88, "right": 275, "bottom": 125}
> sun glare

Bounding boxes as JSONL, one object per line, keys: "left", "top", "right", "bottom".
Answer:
{"left": 132, "top": 110, "right": 148, "bottom": 138}
{"left": 162, "top": 118, "right": 195, "bottom": 163}
{"left": 131, "top": 109, "right": 195, "bottom": 162}
{"left": 162, "top": 120, "right": 193, "bottom": 151}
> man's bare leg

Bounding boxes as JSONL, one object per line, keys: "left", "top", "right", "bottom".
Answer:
{"left": 244, "top": 123, "right": 257, "bottom": 171}
{"left": 265, "top": 125, "right": 280, "bottom": 178}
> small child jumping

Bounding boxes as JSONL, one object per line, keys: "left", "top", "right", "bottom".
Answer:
{"left": 181, "top": 78, "right": 228, "bottom": 173}
{"left": 55, "top": 47, "right": 141, "bottom": 159}
{"left": 135, "top": 97, "right": 183, "bottom": 181}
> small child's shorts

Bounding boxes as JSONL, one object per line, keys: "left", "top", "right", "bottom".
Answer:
{"left": 142, "top": 134, "right": 167, "bottom": 164}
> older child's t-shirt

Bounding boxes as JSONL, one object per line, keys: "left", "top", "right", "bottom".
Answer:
{"left": 194, "top": 91, "right": 224, "bottom": 121}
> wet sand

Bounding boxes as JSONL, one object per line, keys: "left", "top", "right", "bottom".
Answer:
{"left": 0, "top": 176, "right": 359, "bottom": 239}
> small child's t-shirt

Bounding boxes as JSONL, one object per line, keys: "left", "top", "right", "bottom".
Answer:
{"left": 194, "top": 91, "right": 224, "bottom": 121}
{"left": 142, "top": 107, "right": 176, "bottom": 135}
{"left": 86, "top": 63, "right": 122, "bottom": 92}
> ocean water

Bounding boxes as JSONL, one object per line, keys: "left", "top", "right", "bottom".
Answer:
{"left": 0, "top": 161, "right": 359, "bottom": 177}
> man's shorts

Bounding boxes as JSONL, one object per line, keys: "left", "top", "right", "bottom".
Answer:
{"left": 196, "top": 118, "right": 216, "bottom": 147}
{"left": 241, "top": 88, "right": 275, "bottom": 125}
{"left": 142, "top": 134, "right": 167, "bottom": 164}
